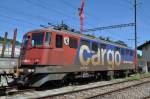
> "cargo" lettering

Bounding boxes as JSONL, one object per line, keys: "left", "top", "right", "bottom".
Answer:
{"left": 79, "top": 45, "right": 121, "bottom": 66}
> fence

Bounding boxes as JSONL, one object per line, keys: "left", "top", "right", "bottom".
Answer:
{"left": 0, "top": 44, "right": 21, "bottom": 58}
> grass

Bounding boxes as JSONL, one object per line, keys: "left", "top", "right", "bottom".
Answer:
{"left": 125, "top": 72, "right": 150, "bottom": 81}
{"left": 111, "top": 72, "right": 150, "bottom": 83}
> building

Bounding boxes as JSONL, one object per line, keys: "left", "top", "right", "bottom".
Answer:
{"left": 138, "top": 40, "right": 150, "bottom": 72}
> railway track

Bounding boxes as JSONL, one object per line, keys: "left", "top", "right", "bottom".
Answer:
{"left": 35, "top": 75, "right": 150, "bottom": 99}
{"left": 87, "top": 80, "right": 150, "bottom": 99}
{"left": 1, "top": 74, "right": 150, "bottom": 99}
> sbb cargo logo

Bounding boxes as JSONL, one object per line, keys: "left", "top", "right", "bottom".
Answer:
{"left": 79, "top": 45, "right": 121, "bottom": 66}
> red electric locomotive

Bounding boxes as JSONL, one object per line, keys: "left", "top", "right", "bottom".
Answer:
{"left": 17, "top": 25, "right": 135, "bottom": 87}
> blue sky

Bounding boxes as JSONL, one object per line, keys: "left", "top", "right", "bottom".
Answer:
{"left": 0, "top": 0, "right": 149, "bottom": 50}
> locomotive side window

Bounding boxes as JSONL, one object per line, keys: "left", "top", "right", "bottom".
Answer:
{"left": 116, "top": 47, "right": 120, "bottom": 51}
{"left": 81, "top": 40, "right": 90, "bottom": 48}
{"left": 56, "top": 35, "right": 63, "bottom": 48}
{"left": 92, "top": 42, "right": 98, "bottom": 51}
{"left": 32, "top": 33, "right": 44, "bottom": 47}
{"left": 69, "top": 37, "right": 78, "bottom": 49}
{"left": 45, "top": 32, "right": 51, "bottom": 46}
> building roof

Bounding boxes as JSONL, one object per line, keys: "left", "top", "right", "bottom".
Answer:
{"left": 137, "top": 40, "right": 150, "bottom": 50}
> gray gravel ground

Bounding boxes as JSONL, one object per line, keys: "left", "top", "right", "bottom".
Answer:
{"left": 97, "top": 82, "right": 150, "bottom": 99}
{"left": 52, "top": 77, "right": 150, "bottom": 99}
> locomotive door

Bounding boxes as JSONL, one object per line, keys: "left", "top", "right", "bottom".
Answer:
{"left": 63, "top": 34, "right": 78, "bottom": 65}
{"left": 48, "top": 33, "right": 64, "bottom": 65}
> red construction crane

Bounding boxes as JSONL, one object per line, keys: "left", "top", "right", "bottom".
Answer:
{"left": 79, "top": 0, "right": 84, "bottom": 34}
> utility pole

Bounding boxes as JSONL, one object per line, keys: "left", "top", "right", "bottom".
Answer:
{"left": 134, "top": 0, "right": 138, "bottom": 72}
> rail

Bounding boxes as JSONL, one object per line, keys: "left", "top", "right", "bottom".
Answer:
{"left": 0, "top": 74, "right": 150, "bottom": 98}
{"left": 35, "top": 75, "right": 150, "bottom": 99}
{"left": 86, "top": 80, "right": 150, "bottom": 99}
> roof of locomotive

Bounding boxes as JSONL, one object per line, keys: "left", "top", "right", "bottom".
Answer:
{"left": 27, "top": 27, "right": 131, "bottom": 49}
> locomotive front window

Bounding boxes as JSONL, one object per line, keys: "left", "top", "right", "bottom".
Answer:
{"left": 31, "top": 33, "right": 44, "bottom": 47}
{"left": 45, "top": 32, "right": 51, "bottom": 46}
{"left": 22, "top": 34, "right": 29, "bottom": 48}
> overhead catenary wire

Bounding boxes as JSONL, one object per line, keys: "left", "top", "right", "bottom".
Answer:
{"left": 24, "top": 0, "right": 83, "bottom": 29}
{"left": 83, "top": 23, "right": 135, "bottom": 32}
{"left": 0, "top": 14, "right": 38, "bottom": 26}
{"left": 0, "top": 0, "right": 141, "bottom": 44}
{"left": 0, "top": 5, "right": 50, "bottom": 22}
{"left": 59, "top": 0, "right": 104, "bottom": 25}
{"left": 25, "top": 0, "right": 78, "bottom": 20}
{"left": 36, "top": 0, "right": 93, "bottom": 29}
{"left": 121, "top": 0, "right": 134, "bottom": 5}
{"left": 138, "top": 6, "right": 150, "bottom": 26}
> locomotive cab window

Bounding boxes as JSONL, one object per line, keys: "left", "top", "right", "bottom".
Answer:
{"left": 92, "top": 42, "right": 98, "bottom": 51}
{"left": 31, "top": 33, "right": 44, "bottom": 47}
{"left": 22, "top": 34, "right": 29, "bottom": 48}
{"left": 56, "top": 35, "right": 63, "bottom": 48}
{"left": 45, "top": 32, "right": 51, "bottom": 46}
{"left": 69, "top": 37, "right": 78, "bottom": 49}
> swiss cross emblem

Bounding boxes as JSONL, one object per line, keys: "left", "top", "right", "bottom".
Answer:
{"left": 64, "top": 37, "right": 69, "bottom": 45}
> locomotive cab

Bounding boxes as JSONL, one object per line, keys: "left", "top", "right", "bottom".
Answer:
{"left": 21, "top": 31, "right": 51, "bottom": 66}
{"left": 17, "top": 30, "right": 79, "bottom": 87}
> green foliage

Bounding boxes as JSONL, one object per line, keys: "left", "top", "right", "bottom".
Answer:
{"left": 125, "top": 74, "right": 141, "bottom": 81}
{"left": 0, "top": 36, "right": 21, "bottom": 45}
{"left": 125, "top": 73, "right": 150, "bottom": 81}
{"left": 112, "top": 73, "right": 150, "bottom": 83}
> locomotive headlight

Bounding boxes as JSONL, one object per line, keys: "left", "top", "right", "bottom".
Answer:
{"left": 31, "top": 69, "right": 35, "bottom": 72}
{"left": 22, "top": 59, "right": 31, "bottom": 63}
{"left": 28, "top": 69, "right": 35, "bottom": 72}
{"left": 34, "top": 59, "right": 40, "bottom": 64}
{"left": 28, "top": 69, "right": 32, "bottom": 72}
